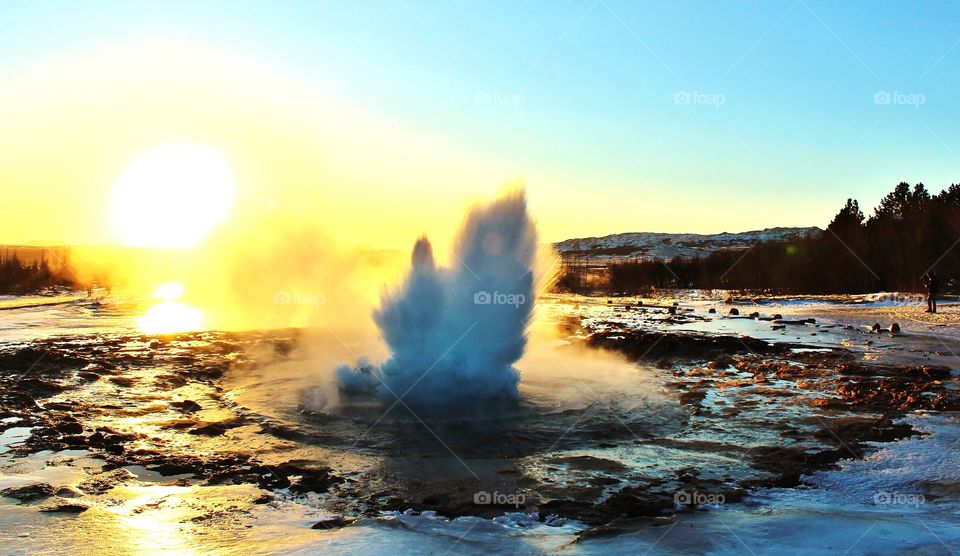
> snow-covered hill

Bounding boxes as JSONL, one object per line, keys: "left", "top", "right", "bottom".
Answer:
{"left": 554, "top": 227, "right": 822, "bottom": 263}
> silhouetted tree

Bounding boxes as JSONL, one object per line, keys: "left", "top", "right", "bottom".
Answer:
{"left": 572, "top": 180, "right": 960, "bottom": 295}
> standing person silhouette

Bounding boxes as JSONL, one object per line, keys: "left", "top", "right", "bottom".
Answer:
{"left": 922, "top": 271, "right": 939, "bottom": 313}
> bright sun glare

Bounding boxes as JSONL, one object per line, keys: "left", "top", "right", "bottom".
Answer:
{"left": 137, "top": 282, "right": 204, "bottom": 334}
{"left": 110, "top": 144, "right": 236, "bottom": 248}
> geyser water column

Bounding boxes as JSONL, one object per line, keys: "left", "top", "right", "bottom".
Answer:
{"left": 335, "top": 191, "right": 538, "bottom": 414}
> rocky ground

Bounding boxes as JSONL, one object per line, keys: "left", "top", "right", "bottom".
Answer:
{"left": 2, "top": 300, "right": 956, "bottom": 540}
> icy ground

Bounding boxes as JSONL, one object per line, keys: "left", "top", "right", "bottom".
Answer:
{"left": 0, "top": 292, "right": 958, "bottom": 554}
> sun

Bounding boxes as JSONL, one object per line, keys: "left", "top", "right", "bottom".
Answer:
{"left": 110, "top": 144, "right": 236, "bottom": 248}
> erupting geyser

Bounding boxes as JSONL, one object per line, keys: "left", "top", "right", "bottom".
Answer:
{"left": 335, "top": 191, "right": 538, "bottom": 414}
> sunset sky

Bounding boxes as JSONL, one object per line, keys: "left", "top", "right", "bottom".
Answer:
{"left": 2, "top": 1, "right": 960, "bottom": 249}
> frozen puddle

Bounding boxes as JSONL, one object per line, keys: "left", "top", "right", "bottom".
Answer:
{"left": 0, "top": 426, "right": 32, "bottom": 452}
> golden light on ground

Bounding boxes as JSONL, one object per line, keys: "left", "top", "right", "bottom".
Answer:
{"left": 138, "top": 282, "right": 204, "bottom": 334}
{"left": 110, "top": 144, "right": 236, "bottom": 248}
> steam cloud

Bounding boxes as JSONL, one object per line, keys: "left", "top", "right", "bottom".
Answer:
{"left": 335, "top": 190, "right": 537, "bottom": 414}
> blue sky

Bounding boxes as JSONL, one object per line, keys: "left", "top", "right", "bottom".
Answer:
{"left": 3, "top": 1, "right": 960, "bottom": 237}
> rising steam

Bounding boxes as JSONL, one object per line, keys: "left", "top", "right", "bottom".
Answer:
{"left": 335, "top": 190, "right": 538, "bottom": 414}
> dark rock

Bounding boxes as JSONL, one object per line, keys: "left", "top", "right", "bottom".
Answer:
{"left": 39, "top": 501, "right": 89, "bottom": 513}
{"left": 147, "top": 460, "right": 204, "bottom": 477}
{"left": 678, "top": 389, "right": 708, "bottom": 406}
{"left": 15, "top": 378, "right": 66, "bottom": 396}
{"left": 88, "top": 429, "right": 134, "bottom": 447}
{"left": 813, "top": 416, "right": 917, "bottom": 445}
{"left": 55, "top": 486, "right": 82, "bottom": 498}
{"left": 0, "top": 347, "right": 87, "bottom": 374}
{"left": 576, "top": 524, "right": 632, "bottom": 539}
{"left": 834, "top": 363, "right": 958, "bottom": 410}
{"left": 748, "top": 446, "right": 846, "bottom": 486}
{"left": 286, "top": 467, "right": 337, "bottom": 495}
{"left": 189, "top": 422, "right": 230, "bottom": 436}
{"left": 708, "top": 308, "right": 716, "bottom": 314}
{"left": 729, "top": 308, "right": 740, "bottom": 315}
{"left": 707, "top": 357, "right": 733, "bottom": 370}
{"left": 890, "top": 323, "right": 901, "bottom": 334}
{"left": 597, "top": 487, "right": 674, "bottom": 520}
{"left": 56, "top": 421, "right": 83, "bottom": 435}
{"left": 63, "top": 435, "right": 87, "bottom": 447}
{"left": 587, "top": 330, "right": 791, "bottom": 361}
{"left": 256, "top": 469, "right": 292, "bottom": 490}
{"left": 108, "top": 376, "right": 137, "bottom": 387}
{"left": 171, "top": 400, "right": 202, "bottom": 413}
{"left": 538, "top": 499, "right": 597, "bottom": 523}
{"left": 1, "top": 483, "right": 55, "bottom": 502}
{"left": 311, "top": 516, "right": 356, "bottom": 529}
{"left": 77, "top": 469, "right": 137, "bottom": 495}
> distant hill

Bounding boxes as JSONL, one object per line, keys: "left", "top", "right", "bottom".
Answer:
{"left": 554, "top": 227, "right": 822, "bottom": 263}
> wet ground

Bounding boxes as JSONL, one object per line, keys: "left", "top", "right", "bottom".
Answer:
{"left": 1, "top": 293, "right": 959, "bottom": 554}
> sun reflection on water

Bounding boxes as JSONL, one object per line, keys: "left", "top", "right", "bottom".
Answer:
{"left": 137, "top": 283, "right": 204, "bottom": 334}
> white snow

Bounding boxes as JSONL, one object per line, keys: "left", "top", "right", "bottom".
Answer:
{"left": 554, "top": 227, "right": 822, "bottom": 262}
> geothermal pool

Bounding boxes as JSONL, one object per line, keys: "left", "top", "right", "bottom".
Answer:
{"left": 1, "top": 291, "right": 959, "bottom": 554}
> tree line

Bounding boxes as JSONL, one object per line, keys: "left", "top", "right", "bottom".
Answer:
{"left": 0, "top": 252, "right": 77, "bottom": 294}
{"left": 569, "top": 181, "right": 960, "bottom": 295}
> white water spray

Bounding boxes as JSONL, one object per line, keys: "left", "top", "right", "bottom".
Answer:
{"left": 335, "top": 191, "right": 537, "bottom": 414}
